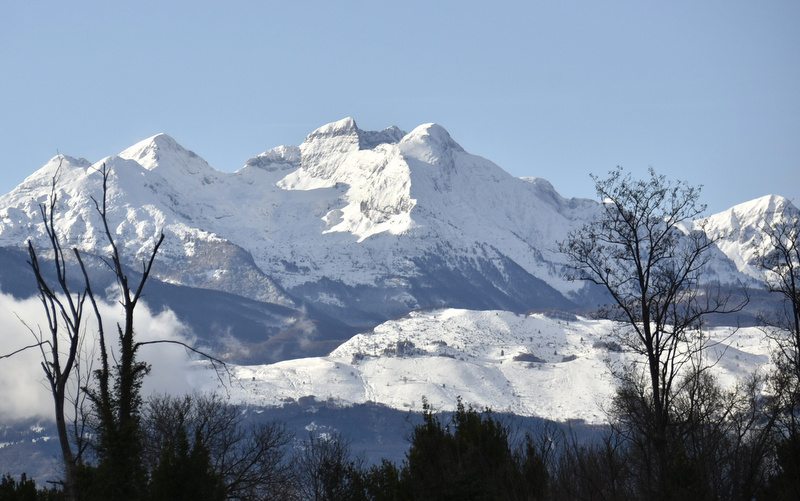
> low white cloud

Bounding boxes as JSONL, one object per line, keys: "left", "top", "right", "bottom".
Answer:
{"left": 0, "top": 293, "right": 55, "bottom": 421}
{"left": 0, "top": 291, "right": 221, "bottom": 423}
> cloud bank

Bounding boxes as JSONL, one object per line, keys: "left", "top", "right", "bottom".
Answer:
{"left": 0, "top": 291, "right": 220, "bottom": 423}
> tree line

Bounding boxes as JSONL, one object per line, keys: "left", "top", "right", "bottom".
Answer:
{"left": 2, "top": 164, "right": 799, "bottom": 499}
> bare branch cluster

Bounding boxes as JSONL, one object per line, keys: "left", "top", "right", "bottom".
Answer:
{"left": 559, "top": 166, "right": 749, "bottom": 495}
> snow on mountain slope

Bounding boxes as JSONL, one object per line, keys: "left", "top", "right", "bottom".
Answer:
{"left": 698, "top": 195, "right": 799, "bottom": 284}
{"left": 272, "top": 120, "right": 598, "bottom": 298}
{"left": 0, "top": 119, "right": 792, "bottom": 423}
{"left": 119, "top": 133, "right": 220, "bottom": 185}
{"left": 0, "top": 150, "right": 295, "bottom": 307}
{"left": 0, "top": 119, "right": 601, "bottom": 327}
{"left": 221, "top": 308, "right": 771, "bottom": 425}
{"left": 0, "top": 118, "right": 792, "bottom": 351}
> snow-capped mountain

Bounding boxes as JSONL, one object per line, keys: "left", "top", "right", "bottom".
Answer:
{"left": 0, "top": 118, "right": 795, "bottom": 364}
{"left": 698, "top": 194, "right": 799, "bottom": 282}
{"left": 1, "top": 118, "right": 797, "bottom": 480}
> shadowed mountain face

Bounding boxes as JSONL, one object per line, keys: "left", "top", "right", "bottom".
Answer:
{"left": 0, "top": 119, "right": 795, "bottom": 363}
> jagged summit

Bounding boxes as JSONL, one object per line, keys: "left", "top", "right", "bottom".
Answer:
{"left": 359, "top": 125, "right": 406, "bottom": 149}
{"left": 242, "top": 145, "right": 302, "bottom": 172}
{"left": 306, "top": 117, "right": 360, "bottom": 138}
{"left": 696, "top": 193, "right": 799, "bottom": 283}
{"left": 301, "top": 118, "right": 407, "bottom": 156}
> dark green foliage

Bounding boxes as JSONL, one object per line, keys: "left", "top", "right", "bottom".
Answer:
{"left": 292, "top": 400, "right": 549, "bottom": 500}
{"left": 83, "top": 397, "right": 148, "bottom": 500}
{"left": 519, "top": 434, "right": 551, "bottom": 500}
{"left": 765, "top": 431, "right": 800, "bottom": 501}
{"left": 148, "top": 427, "right": 226, "bottom": 501}
{"left": 1, "top": 473, "right": 39, "bottom": 501}
{"left": 0, "top": 473, "right": 63, "bottom": 501}
{"left": 361, "top": 460, "right": 407, "bottom": 501}
{"left": 77, "top": 345, "right": 151, "bottom": 501}
{"left": 319, "top": 456, "right": 368, "bottom": 501}
{"left": 401, "top": 398, "right": 546, "bottom": 500}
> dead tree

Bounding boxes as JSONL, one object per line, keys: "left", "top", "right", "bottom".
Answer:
{"left": 76, "top": 164, "right": 228, "bottom": 499}
{"left": 75, "top": 164, "right": 164, "bottom": 500}
{"left": 19, "top": 161, "right": 87, "bottom": 501}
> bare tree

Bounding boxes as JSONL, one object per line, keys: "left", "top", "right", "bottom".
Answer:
{"left": 293, "top": 430, "right": 361, "bottom": 501}
{"left": 2, "top": 162, "right": 227, "bottom": 499}
{"left": 72, "top": 164, "right": 164, "bottom": 499}
{"left": 144, "top": 393, "right": 295, "bottom": 501}
{"left": 756, "top": 206, "right": 800, "bottom": 498}
{"left": 559, "top": 166, "right": 747, "bottom": 496}
{"left": 14, "top": 160, "right": 88, "bottom": 501}
{"left": 758, "top": 210, "right": 800, "bottom": 379}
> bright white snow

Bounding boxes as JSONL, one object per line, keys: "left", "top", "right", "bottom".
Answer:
{"left": 218, "top": 309, "right": 773, "bottom": 425}
{"left": 0, "top": 119, "right": 792, "bottom": 426}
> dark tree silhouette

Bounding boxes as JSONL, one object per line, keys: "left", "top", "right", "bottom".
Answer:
{"left": 144, "top": 393, "right": 294, "bottom": 501}
{"left": 3, "top": 160, "right": 91, "bottom": 501}
{"left": 560, "top": 167, "right": 747, "bottom": 497}
{"left": 757, "top": 205, "right": 800, "bottom": 499}
{"left": 77, "top": 164, "right": 164, "bottom": 500}
{"left": 758, "top": 209, "right": 800, "bottom": 380}
{"left": 2, "top": 163, "right": 226, "bottom": 500}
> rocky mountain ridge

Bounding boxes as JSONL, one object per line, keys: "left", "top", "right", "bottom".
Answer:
{"left": 0, "top": 118, "right": 795, "bottom": 363}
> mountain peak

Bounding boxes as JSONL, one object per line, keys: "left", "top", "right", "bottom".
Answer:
{"left": 118, "top": 133, "right": 216, "bottom": 180}
{"left": 301, "top": 118, "right": 407, "bottom": 156}
{"left": 316, "top": 117, "right": 359, "bottom": 135}
{"left": 705, "top": 194, "right": 798, "bottom": 233}
{"left": 119, "top": 133, "right": 183, "bottom": 167}
{"left": 302, "top": 118, "right": 360, "bottom": 146}
{"left": 731, "top": 194, "right": 795, "bottom": 218}
{"left": 398, "top": 123, "right": 464, "bottom": 167}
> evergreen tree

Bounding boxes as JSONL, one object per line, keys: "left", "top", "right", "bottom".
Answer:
{"left": 148, "top": 426, "right": 225, "bottom": 501}
{"left": 402, "top": 398, "right": 543, "bottom": 500}
{"left": 0, "top": 473, "right": 64, "bottom": 501}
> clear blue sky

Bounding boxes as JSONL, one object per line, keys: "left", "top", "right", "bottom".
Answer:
{"left": 1, "top": 1, "right": 797, "bottom": 214}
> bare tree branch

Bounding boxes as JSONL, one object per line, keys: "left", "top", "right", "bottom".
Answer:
{"left": 560, "top": 166, "right": 749, "bottom": 494}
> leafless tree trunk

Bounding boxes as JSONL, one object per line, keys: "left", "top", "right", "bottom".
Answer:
{"left": 22, "top": 163, "right": 86, "bottom": 501}
{"left": 77, "top": 164, "right": 225, "bottom": 499}
{"left": 4, "top": 161, "right": 230, "bottom": 499}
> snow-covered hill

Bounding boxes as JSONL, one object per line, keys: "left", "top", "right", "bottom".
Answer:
{"left": 192, "top": 308, "right": 772, "bottom": 425}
